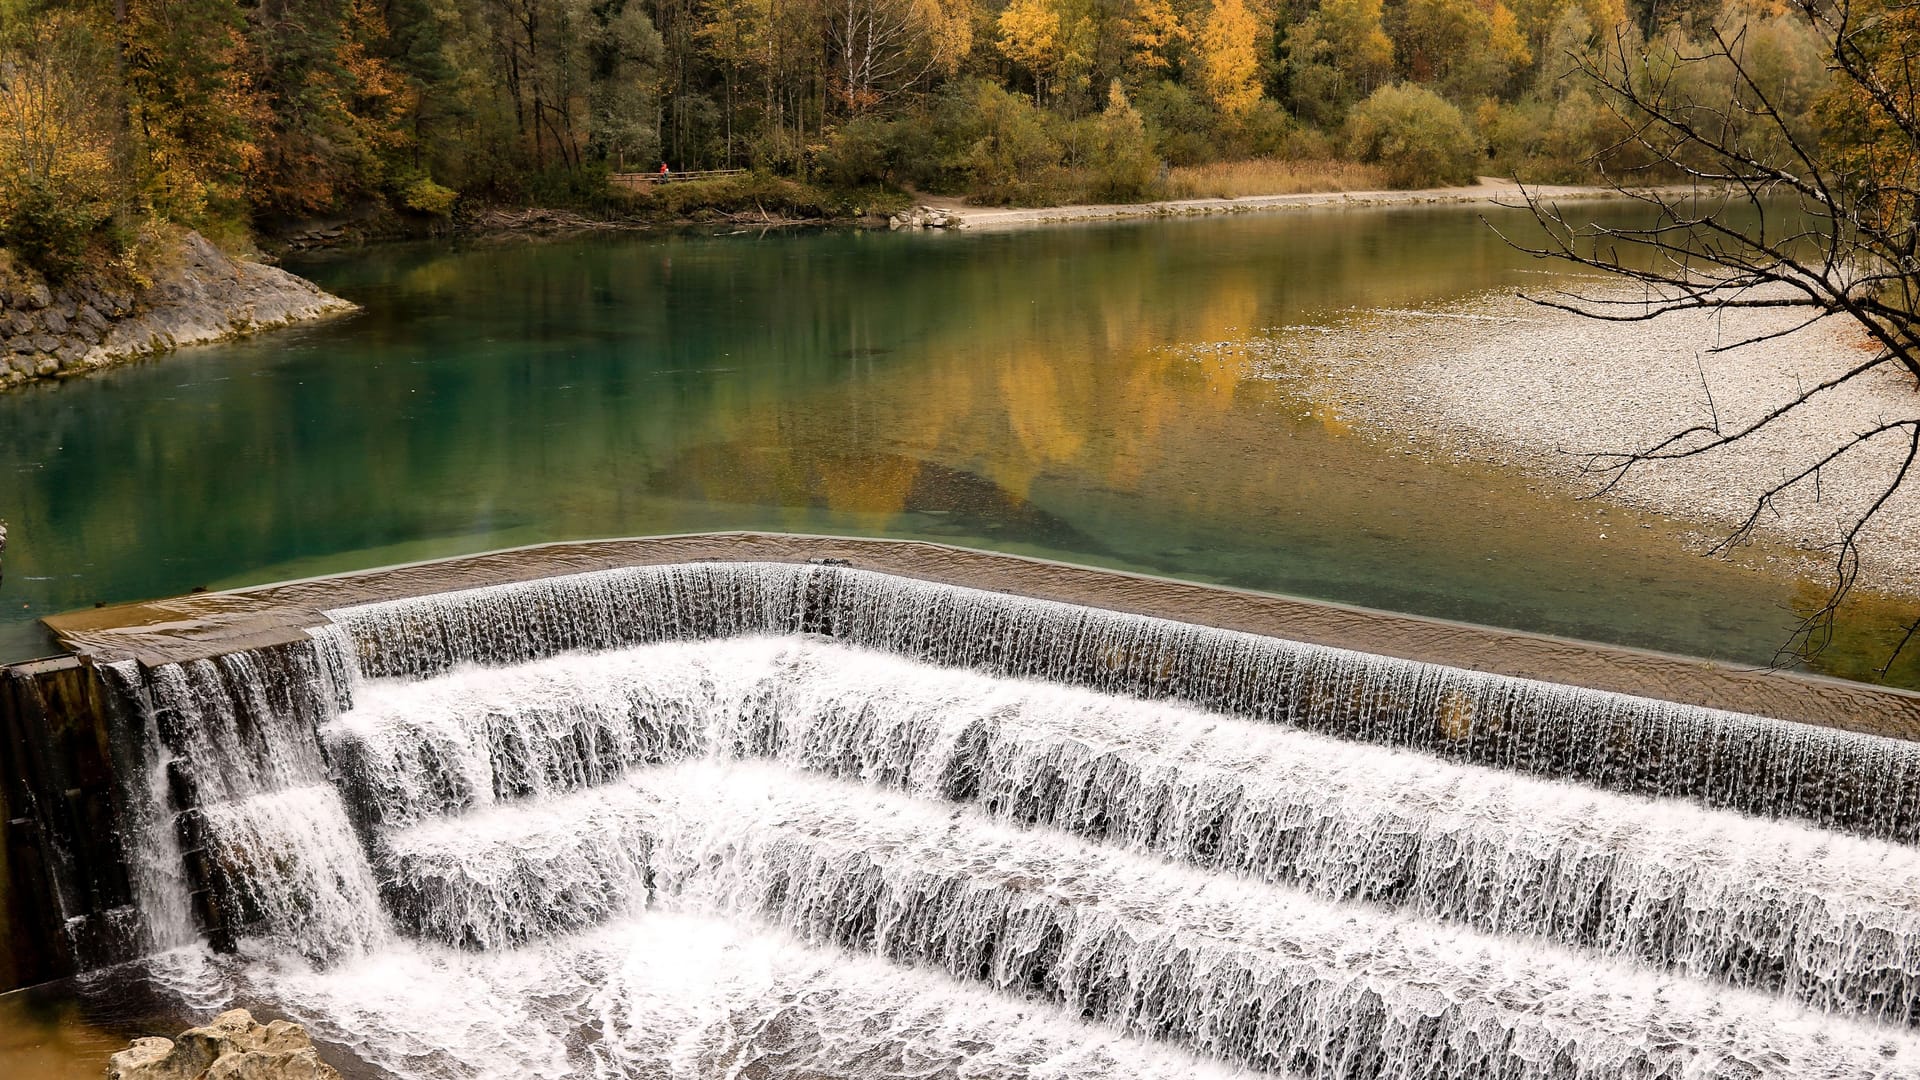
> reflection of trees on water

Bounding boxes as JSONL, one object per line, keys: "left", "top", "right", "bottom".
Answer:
{"left": 652, "top": 447, "right": 1105, "bottom": 552}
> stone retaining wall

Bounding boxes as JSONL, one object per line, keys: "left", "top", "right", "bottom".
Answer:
{"left": 0, "top": 233, "right": 354, "bottom": 390}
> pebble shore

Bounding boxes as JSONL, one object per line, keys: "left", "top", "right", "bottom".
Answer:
{"left": 1252, "top": 285, "right": 1920, "bottom": 596}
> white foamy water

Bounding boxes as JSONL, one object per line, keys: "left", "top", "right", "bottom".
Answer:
{"left": 377, "top": 778, "right": 657, "bottom": 949}
{"left": 325, "top": 562, "right": 1920, "bottom": 841}
{"left": 196, "top": 784, "right": 390, "bottom": 962}
{"left": 369, "top": 761, "right": 1920, "bottom": 1078}
{"left": 99, "top": 659, "right": 201, "bottom": 951}
{"left": 327, "top": 639, "right": 762, "bottom": 827}
{"left": 98, "top": 563, "right": 1920, "bottom": 1079}
{"left": 225, "top": 913, "right": 1250, "bottom": 1080}
{"left": 332, "top": 636, "right": 1920, "bottom": 1023}
{"left": 151, "top": 650, "right": 336, "bottom": 803}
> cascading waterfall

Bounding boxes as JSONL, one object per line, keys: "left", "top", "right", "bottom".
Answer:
{"left": 97, "top": 659, "right": 199, "bottom": 952}
{"left": 326, "top": 635, "right": 739, "bottom": 830}
{"left": 253, "top": 913, "right": 1255, "bottom": 1080}
{"left": 192, "top": 785, "right": 388, "bottom": 962}
{"left": 327, "top": 636, "right": 1920, "bottom": 1025}
{"left": 134, "top": 640, "right": 388, "bottom": 962}
{"left": 375, "top": 761, "right": 1919, "bottom": 1079}
{"left": 91, "top": 561, "right": 1920, "bottom": 1079}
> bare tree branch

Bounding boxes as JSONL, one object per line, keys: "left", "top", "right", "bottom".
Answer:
{"left": 1501, "top": 0, "right": 1920, "bottom": 674}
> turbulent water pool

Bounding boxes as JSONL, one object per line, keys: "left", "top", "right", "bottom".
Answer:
{"left": 2, "top": 203, "right": 1916, "bottom": 684}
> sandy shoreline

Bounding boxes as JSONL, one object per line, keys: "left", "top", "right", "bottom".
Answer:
{"left": 923, "top": 180, "right": 1669, "bottom": 231}
{"left": 1246, "top": 286, "right": 1920, "bottom": 597}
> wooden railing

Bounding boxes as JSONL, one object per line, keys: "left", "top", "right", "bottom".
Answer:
{"left": 609, "top": 168, "right": 748, "bottom": 191}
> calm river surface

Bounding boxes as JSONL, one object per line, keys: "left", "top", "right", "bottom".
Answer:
{"left": 2, "top": 202, "right": 1916, "bottom": 686}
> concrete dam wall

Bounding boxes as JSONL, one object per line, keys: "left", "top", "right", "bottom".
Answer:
{"left": 6, "top": 535, "right": 1920, "bottom": 1079}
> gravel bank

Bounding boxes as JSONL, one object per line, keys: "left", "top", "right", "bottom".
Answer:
{"left": 915, "top": 180, "right": 1671, "bottom": 231}
{"left": 1251, "top": 286, "right": 1920, "bottom": 595}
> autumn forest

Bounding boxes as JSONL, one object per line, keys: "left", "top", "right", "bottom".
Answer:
{"left": 0, "top": 0, "right": 1870, "bottom": 272}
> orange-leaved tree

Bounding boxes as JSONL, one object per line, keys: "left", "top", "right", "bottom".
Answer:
{"left": 0, "top": 10, "right": 125, "bottom": 276}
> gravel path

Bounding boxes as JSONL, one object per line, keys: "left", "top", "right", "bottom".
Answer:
{"left": 1251, "top": 285, "right": 1920, "bottom": 595}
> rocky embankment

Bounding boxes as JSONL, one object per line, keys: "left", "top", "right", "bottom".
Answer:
{"left": 0, "top": 232, "right": 353, "bottom": 391}
{"left": 107, "top": 1009, "right": 341, "bottom": 1080}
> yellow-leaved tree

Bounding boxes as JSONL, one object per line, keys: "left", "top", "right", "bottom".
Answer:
{"left": 997, "top": 0, "right": 1093, "bottom": 103}
{"left": 1121, "top": 0, "right": 1192, "bottom": 78}
{"left": 1194, "top": 0, "right": 1265, "bottom": 119}
{"left": 924, "top": 0, "right": 978, "bottom": 76}
{"left": 1320, "top": 0, "right": 1396, "bottom": 82}
{"left": 998, "top": 0, "right": 1064, "bottom": 89}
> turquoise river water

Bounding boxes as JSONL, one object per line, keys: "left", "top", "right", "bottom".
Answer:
{"left": 1, "top": 202, "right": 1916, "bottom": 686}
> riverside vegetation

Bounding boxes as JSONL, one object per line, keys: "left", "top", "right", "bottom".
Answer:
{"left": 0, "top": 0, "right": 1891, "bottom": 280}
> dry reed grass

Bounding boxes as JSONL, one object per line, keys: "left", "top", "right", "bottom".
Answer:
{"left": 1164, "top": 159, "right": 1390, "bottom": 200}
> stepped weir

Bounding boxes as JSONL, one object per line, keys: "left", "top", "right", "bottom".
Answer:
{"left": 7, "top": 534, "right": 1920, "bottom": 1078}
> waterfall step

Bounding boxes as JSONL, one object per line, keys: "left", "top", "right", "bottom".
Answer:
{"left": 244, "top": 910, "right": 1250, "bottom": 1080}
{"left": 325, "top": 562, "right": 1920, "bottom": 843}
{"left": 326, "top": 638, "right": 772, "bottom": 827}
{"left": 372, "top": 762, "right": 1920, "bottom": 1078}
{"left": 195, "top": 784, "right": 391, "bottom": 962}
{"left": 376, "top": 780, "right": 659, "bottom": 950}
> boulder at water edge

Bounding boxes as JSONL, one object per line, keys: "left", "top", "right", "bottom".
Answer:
{"left": 106, "top": 1009, "right": 341, "bottom": 1080}
{"left": 888, "top": 205, "right": 964, "bottom": 230}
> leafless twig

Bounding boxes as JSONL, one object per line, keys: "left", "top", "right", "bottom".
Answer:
{"left": 1502, "top": 3, "right": 1920, "bottom": 672}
